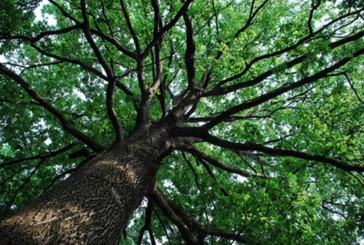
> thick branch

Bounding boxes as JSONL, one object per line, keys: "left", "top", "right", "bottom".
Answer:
{"left": 183, "top": 11, "right": 196, "bottom": 88}
{"left": 135, "top": 60, "right": 150, "bottom": 128}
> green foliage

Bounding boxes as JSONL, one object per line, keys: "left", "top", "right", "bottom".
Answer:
{"left": 0, "top": 0, "right": 39, "bottom": 33}
{"left": 1, "top": 0, "right": 364, "bottom": 243}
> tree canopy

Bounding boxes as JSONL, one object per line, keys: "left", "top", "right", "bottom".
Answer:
{"left": 1, "top": 0, "right": 364, "bottom": 243}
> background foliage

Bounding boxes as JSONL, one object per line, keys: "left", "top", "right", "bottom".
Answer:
{"left": 1, "top": 0, "right": 364, "bottom": 243}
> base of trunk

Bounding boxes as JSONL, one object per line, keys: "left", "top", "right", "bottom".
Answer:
{"left": 0, "top": 139, "right": 162, "bottom": 245}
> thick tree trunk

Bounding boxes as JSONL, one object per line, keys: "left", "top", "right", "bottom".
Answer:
{"left": 0, "top": 129, "right": 167, "bottom": 244}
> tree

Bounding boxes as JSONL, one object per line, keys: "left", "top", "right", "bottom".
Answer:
{"left": 0, "top": 0, "right": 363, "bottom": 243}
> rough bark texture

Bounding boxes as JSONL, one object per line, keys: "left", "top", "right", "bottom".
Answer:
{"left": 0, "top": 127, "right": 168, "bottom": 245}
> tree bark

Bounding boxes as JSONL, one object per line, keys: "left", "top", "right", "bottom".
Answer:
{"left": 0, "top": 128, "right": 167, "bottom": 244}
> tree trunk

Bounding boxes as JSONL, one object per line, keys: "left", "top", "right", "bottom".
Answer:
{"left": 0, "top": 129, "right": 166, "bottom": 244}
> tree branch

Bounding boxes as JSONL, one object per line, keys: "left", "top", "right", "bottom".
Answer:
{"left": 199, "top": 0, "right": 269, "bottom": 88}
{"left": 150, "top": 0, "right": 164, "bottom": 88}
{"left": 307, "top": 0, "right": 321, "bottom": 34}
{"left": 178, "top": 144, "right": 269, "bottom": 178}
{"left": 157, "top": 50, "right": 174, "bottom": 117}
{"left": 204, "top": 47, "right": 364, "bottom": 129}
{"left": 80, "top": 0, "right": 123, "bottom": 142}
{"left": 154, "top": 210, "right": 173, "bottom": 245}
{"left": 344, "top": 73, "right": 364, "bottom": 105}
{"left": 119, "top": 0, "right": 141, "bottom": 54}
{"left": 204, "top": 55, "right": 307, "bottom": 97}
{"left": 0, "top": 64, "right": 105, "bottom": 152}
{"left": 206, "top": 28, "right": 364, "bottom": 96}
{"left": 152, "top": 187, "right": 246, "bottom": 243}
{"left": 202, "top": 132, "right": 364, "bottom": 172}
{"left": 172, "top": 128, "right": 364, "bottom": 172}
{"left": 181, "top": 152, "right": 202, "bottom": 191}
{"left": 7, "top": 159, "right": 46, "bottom": 208}
{"left": 30, "top": 44, "right": 108, "bottom": 80}
{"left": 49, "top": 0, "right": 137, "bottom": 59}
{"left": 183, "top": 9, "right": 196, "bottom": 89}
{"left": 212, "top": 14, "right": 364, "bottom": 88}
{"left": 0, "top": 144, "right": 77, "bottom": 168}
{"left": 151, "top": 188, "right": 197, "bottom": 244}
{"left": 99, "top": 0, "right": 115, "bottom": 38}
{"left": 137, "top": 199, "right": 156, "bottom": 245}
{"left": 141, "top": 0, "right": 194, "bottom": 58}
{"left": 215, "top": 0, "right": 269, "bottom": 61}
{"left": 0, "top": 24, "right": 81, "bottom": 43}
